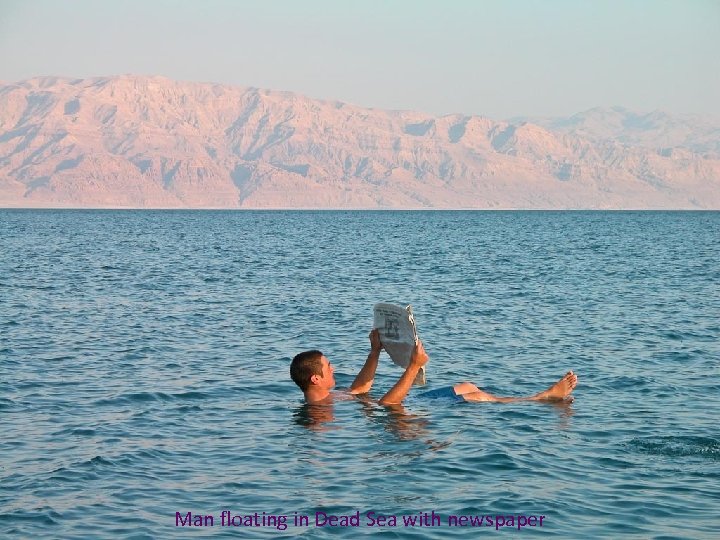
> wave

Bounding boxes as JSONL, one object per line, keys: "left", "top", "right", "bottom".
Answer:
{"left": 94, "top": 390, "right": 211, "bottom": 406}
{"left": 628, "top": 436, "right": 720, "bottom": 460}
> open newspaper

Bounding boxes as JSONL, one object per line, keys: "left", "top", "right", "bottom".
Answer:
{"left": 373, "top": 303, "right": 426, "bottom": 385}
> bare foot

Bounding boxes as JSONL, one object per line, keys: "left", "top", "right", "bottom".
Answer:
{"left": 533, "top": 371, "right": 578, "bottom": 401}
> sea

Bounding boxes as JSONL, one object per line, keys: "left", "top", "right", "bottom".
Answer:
{"left": 1, "top": 210, "right": 718, "bottom": 539}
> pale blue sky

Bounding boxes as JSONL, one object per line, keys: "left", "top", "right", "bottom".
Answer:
{"left": 0, "top": 0, "right": 718, "bottom": 118}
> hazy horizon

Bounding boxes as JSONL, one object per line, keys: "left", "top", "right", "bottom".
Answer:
{"left": 1, "top": 0, "right": 718, "bottom": 119}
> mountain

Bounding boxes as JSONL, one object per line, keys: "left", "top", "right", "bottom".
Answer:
{"left": 512, "top": 106, "right": 720, "bottom": 158}
{"left": 1, "top": 76, "right": 718, "bottom": 209}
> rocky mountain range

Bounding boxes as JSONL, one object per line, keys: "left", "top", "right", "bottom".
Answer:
{"left": 1, "top": 76, "right": 718, "bottom": 209}
{"left": 512, "top": 107, "right": 720, "bottom": 157}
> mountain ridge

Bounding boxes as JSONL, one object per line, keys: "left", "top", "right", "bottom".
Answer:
{"left": 1, "top": 75, "right": 718, "bottom": 209}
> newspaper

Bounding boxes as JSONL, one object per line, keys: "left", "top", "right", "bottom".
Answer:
{"left": 373, "top": 303, "right": 426, "bottom": 385}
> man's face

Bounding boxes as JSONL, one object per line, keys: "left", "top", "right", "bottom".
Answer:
{"left": 315, "top": 355, "right": 336, "bottom": 390}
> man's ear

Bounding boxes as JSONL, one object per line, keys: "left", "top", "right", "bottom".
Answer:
{"left": 310, "top": 374, "right": 320, "bottom": 385}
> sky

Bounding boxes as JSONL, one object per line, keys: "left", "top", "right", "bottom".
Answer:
{"left": 0, "top": 0, "right": 718, "bottom": 119}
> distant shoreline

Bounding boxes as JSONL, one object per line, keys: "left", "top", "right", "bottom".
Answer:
{"left": 2, "top": 207, "right": 717, "bottom": 212}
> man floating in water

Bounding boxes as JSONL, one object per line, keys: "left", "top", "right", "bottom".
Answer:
{"left": 290, "top": 329, "right": 578, "bottom": 405}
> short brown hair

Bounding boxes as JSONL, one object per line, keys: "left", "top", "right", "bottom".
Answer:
{"left": 290, "top": 350, "right": 324, "bottom": 391}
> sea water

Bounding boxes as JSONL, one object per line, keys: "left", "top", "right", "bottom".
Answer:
{"left": 1, "top": 210, "right": 718, "bottom": 539}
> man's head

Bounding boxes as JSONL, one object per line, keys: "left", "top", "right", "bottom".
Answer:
{"left": 290, "top": 350, "right": 335, "bottom": 393}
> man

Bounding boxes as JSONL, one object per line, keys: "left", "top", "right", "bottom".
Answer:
{"left": 290, "top": 329, "right": 578, "bottom": 405}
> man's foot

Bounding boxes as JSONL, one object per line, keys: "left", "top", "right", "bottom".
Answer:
{"left": 533, "top": 371, "right": 578, "bottom": 401}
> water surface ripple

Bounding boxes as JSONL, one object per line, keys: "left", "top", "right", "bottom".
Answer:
{"left": 1, "top": 210, "right": 718, "bottom": 539}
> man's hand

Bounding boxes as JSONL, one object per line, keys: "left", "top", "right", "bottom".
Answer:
{"left": 409, "top": 340, "right": 429, "bottom": 368}
{"left": 379, "top": 339, "right": 429, "bottom": 405}
{"left": 369, "top": 329, "right": 383, "bottom": 352}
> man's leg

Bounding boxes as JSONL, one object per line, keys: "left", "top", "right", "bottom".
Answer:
{"left": 451, "top": 382, "right": 497, "bottom": 401}
{"left": 453, "top": 382, "right": 481, "bottom": 394}
{"left": 459, "top": 372, "right": 578, "bottom": 403}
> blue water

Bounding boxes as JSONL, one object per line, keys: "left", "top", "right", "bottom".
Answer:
{"left": 1, "top": 210, "right": 719, "bottom": 539}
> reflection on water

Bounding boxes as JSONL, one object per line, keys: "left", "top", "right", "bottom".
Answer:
{"left": 293, "top": 388, "right": 576, "bottom": 452}
{"left": 293, "top": 394, "right": 434, "bottom": 443}
{"left": 294, "top": 402, "right": 338, "bottom": 432}
{"left": 546, "top": 399, "right": 576, "bottom": 429}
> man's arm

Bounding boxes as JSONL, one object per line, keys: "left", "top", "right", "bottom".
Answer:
{"left": 349, "top": 329, "right": 383, "bottom": 395}
{"left": 379, "top": 340, "right": 429, "bottom": 405}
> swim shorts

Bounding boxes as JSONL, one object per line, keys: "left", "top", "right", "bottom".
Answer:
{"left": 419, "top": 386, "right": 464, "bottom": 401}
